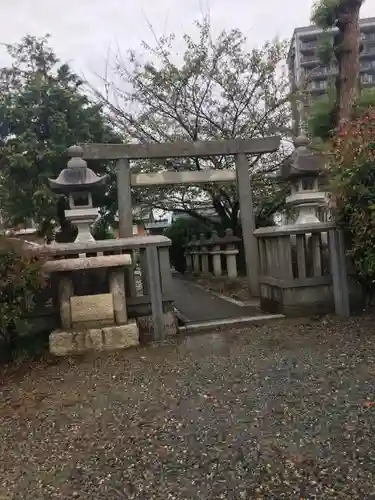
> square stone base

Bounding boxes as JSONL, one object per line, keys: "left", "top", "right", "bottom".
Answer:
{"left": 50, "top": 322, "right": 139, "bottom": 356}
{"left": 137, "top": 311, "right": 178, "bottom": 343}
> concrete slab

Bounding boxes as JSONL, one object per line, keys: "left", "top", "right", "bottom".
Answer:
{"left": 171, "top": 274, "right": 261, "bottom": 323}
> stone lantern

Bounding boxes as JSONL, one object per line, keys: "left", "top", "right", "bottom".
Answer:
{"left": 49, "top": 145, "right": 108, "bottom": 242}
{"left": 280, "top": 136, "right": 328, "bottom": 225}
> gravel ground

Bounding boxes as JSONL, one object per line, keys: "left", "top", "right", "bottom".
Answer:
{"left": 1, "top": 316, "right": 375, "bottom": 499}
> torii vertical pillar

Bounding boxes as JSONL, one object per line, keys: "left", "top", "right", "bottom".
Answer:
{"left": 235, "top": 153, "right": 259, "bottom": 297}
{"left": 116, "top": 158, "right": 133, "bottom": 238}
{"left": 116, "top": 158, "right": 136, "bottom": 297}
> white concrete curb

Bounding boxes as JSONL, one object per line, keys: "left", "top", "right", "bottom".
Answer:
{"left": 179, "top": 314, "right": 285, "bottom": 332}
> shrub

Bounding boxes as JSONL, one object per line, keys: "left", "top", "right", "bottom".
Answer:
{"left": 328, "top": 107, "right": 375, "bottom": 300}
{"left": 0, "top": 237, "right": 46, "bottom": 354}
{"left": 92, "top": 218, "right": 115, "bottom": 240}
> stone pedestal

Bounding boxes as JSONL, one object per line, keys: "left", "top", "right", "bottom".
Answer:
{"left": 50, "top": 322, "right": 139, "bottom": 356}
{"left": 44, "top": 253, "right": 139, "bottom": 356}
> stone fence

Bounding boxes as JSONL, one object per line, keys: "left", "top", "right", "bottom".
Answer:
{"left": 28, "top": 235, "right": 176, "bottom": 342}
{"left": 254, "top": 222, "right": 351, "bottom": 317}
{"left": 184, "top": 229, "right": 242, "bottom": 278}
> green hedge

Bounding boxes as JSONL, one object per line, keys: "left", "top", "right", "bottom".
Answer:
{"left": 0, "top": 237, "right": 46, "bottom": 358}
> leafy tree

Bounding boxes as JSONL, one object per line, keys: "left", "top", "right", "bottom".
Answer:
{"left": 308, "top": 87, "right": 375, "bottom": 140}
{"left": 310, "top": 1, "right": 375, "bottom": 306}
{"left": 328, "top": 107, "right": 375, "bottom": 303}
{"left": 93, "top": 19, "right": 293, "bottom": 234}
{"left": 311, "top": 0, "right": 364, "bottom": 126}
{"left": 0, "top": 35, "right": 121, "bottom": 239}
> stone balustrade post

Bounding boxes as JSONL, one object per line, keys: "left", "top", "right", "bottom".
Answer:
{"left": 221, "top": 228, "right": 240, "bottom": 279}
{"left": 191, "top": 235, "right": 200, "bottom": 274}
{"left": 58, "top": 275, "right": 74, "bottom": 330}
{"left": 109, "top": 269, "right": 127, "bottom": 324}
{"left": 199, "top": 232, "right": 210, "bottom": 274}
{"left": 226, "top": 244, "right": 238, "bottom": 278}
{"left": 184, "top": 238, "right": 193, "bottom": 273}
{"left": 210, "top": 231, "right": 222, "bottom": 277}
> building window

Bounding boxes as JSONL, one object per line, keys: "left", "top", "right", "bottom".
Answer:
{"left": 308, "top": 80, "right": 328, "bottom": 90}
{"left": 300, "top": 41, "right": 317, "bottom": 51}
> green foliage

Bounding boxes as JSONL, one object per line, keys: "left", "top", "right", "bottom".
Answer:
{"left": 311, "top": 0, "right": 365, "bottom": 126}
{"left": 328, "top": 107, "right": 375, "bottom": 295}
{"left": 312, "top": 0, "right": 364, "bottom": 28}
{"left": 308, "top": 93, "right": 337, "bottom": 141}
{"left": 308, "top": 88, "right": 375, "bottom": 140}
{"left": 312, "top": 0, "right": 340, "bottom": 28}
{"left": 316, "top": 33, "right": 335, "bottom": 65}
{"left": 164, "top": 217, "right": 211, "bottom": 273}
{"left": 0, "top": 237, "right": 46, "bottom": 353}
{"left": 354, "top": 88, "right": 375, "bottom": 114}
{"left": 92, "top": 218, "right": 115, "bottom": 240}
{"left": 94, "top": 19, "right": 290, "bottom": 229}
{"left": 0, "top": 35, "right": 121, "bottom": 237}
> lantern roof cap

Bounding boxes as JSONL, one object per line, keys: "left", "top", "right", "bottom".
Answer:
{"left": 48, "top": 145, "right": 107, "bottom": 194}
{"left": 280, "top": 136, "right": 324, "bottom": 179}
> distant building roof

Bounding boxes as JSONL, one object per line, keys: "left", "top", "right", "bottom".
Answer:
{"left": 288, "top": 16, "right": 375, "bottom": 60}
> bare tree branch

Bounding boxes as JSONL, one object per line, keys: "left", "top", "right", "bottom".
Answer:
{"left": 89, "top": 19, "right": 298, "bottom": 228}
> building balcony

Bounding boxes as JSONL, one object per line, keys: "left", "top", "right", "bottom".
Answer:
{"left": 300, "top": 54, "right": 321, "bottom": 66}
{"left": 362, "top": 43, "right": 375, "bottom": 56}
{"left": 300, "top": 42, "right": 317, "bottom": 52}
{"left": 308, "top": 65, "right": 337, "bottom": 79}
{"left": 306, "top": 80, "right": 328, "bottom": 93}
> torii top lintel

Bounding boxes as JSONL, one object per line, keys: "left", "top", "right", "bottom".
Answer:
{"left": 80, "top": 136, "right": 281, "bottom": 160}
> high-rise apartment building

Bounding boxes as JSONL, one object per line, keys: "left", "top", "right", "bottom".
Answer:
{"left": 288, "top": 17, "right": 375, "bottom": 133}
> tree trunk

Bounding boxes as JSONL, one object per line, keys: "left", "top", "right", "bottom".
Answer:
{"left": 335, "top": 0, "right": 363, "bottom": 125}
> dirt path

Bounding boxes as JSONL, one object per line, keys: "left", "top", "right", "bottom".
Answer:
{"left": 1, "top": 317, "right": 375, "bottom": 499}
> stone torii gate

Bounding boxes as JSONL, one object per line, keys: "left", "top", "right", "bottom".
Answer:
{"left": 81, "top": 136, "right": 281, "bottom": 296}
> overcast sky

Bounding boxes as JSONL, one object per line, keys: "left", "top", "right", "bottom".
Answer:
{"left": 1, "top": 0, "right": 375, "bottom": 78}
